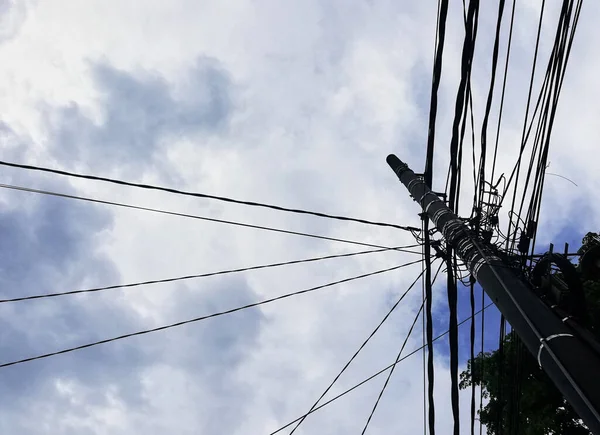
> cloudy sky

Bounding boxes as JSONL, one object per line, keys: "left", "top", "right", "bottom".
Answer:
{"left": 0, "top": 0, "right": 598, "bottom": 434}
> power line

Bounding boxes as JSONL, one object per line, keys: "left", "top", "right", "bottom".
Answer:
{"left": 470, "top": 278, "right": 476, "bottom": 435}
{"left": 0, "top": 249, "right": 422, "bottom": 304}
{"left": 0, "top": 261, "right": 420, "bottom": 369}
{"left": 0, "top": 161, "right": 420, "bottom": 232}
{"left": 446, "top": 2, "right": 480, "bottom": 433}
{"left": 422, "top": 3, "right": 448, "bottom": 433}
{"left": 487, "top": 0, "right": 516, "bottom": 204}
{"left": 362, "top": 293, "right": 426, "bottom": 434}
{"left": 361, "top": 262, "right": 444, "bottom": 435}
{"left": 268, "top": 302, "right": 495, "bottom": 435}
{"left": 0, "top": 183, "right": 423, "bottom": 254}
{"left": 288, "top": 260, "right": 435, "bottom": 434}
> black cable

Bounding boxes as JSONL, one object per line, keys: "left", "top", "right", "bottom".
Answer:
{"left": 421, "top": 1, "right": 448, "bottom": 431}
{"left": 479, "top": 287, "right": 486, "bottom": 435}
{"left": 500, "top": 27, "right": 550, "bottom": 212}
{"left": 424, "top": 222, "right": 437, "bottom": 435}
{"left": 424, "top": 0, "right": 449, "bottom": 188}
{"left": 0, "top": 262, "right": 418, "bottom": 369}
{"left": 475, "top": 0, "right": 508, "bottom": 207}
{"left": 267, "top": 302, "right": 495, "bottom": 435}
{"left": 513, "top": 336, "right": 524, "bottom": 434}
{"left": 497, "top": 315, "right": 507, "bottom": 434}
{"left": 0, "top": 161, "right": 420, "bottom": 232}
{"left": 528, "top": 0, "right": 582, "bottom": 259}
{"left": 287, "top": 261, "right": 434, "bottom": 434}
{"left": 470, "top": 277, "right": 476, "bottom": 435}
{"left": 447, "top": 250, "right": 460, "bottom": 435}
{"left": 501, "top": 0, "right": 577, "bottom": 259}
{"left": 360, "top": 262, "right": 444, "bottom": 435}
{"left": 446, "top": 0, "right": 477, "bottom": 409}
{"left": 487, "top": 0, "right": 516, "bottom": 204}
{"left": 0, "top": 183, "right": 423, "bottom": 254}
{"left": 361, "top": 296, "right": 426, "bottom": 434}
{"left": 0, "top": 248, "right": 422, "bottom": 304}
{"left": 504, "top": 0, "right": 582, "bottom": 259}
{"left": 448, "top": 0, "right": 479, "bottom": 218}
{"left": 499, "top": 1, "right": 551, "bottom": 255}
{"left": 421, "top": 220, "right": 428, "bottom": 435}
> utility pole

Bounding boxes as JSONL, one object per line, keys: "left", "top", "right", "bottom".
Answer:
{"left": 387, "top": 154, "right": 600, "bottom": 434}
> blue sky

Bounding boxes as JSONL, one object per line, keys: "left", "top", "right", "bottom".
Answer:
{"left": 0, "top": 1, "right": 599, "bottom": 434}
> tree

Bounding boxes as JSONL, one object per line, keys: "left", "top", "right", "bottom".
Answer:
{"left": 459, "top": 232, "right": 600, "bottom": 435}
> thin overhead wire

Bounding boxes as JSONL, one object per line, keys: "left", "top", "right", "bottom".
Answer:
{"left": 268, "top": 302, "right": 495, "bottom": 435}
{"left": 288, "top": 261, "right": 434, "bottom": 434}
{"left": 360, "top": 262, "right": 444, "bottom": 435}
{"left": 361, "top": 297, "right": 426, "bottom": 434}
{"left": 0, "top": 161, "right": 420, "bottom": 232}
{"left": 0, "top": 183, "right": 423, "bottom": 254}
{"left": 500, "top": 0, "right": 544, "bottom": 210}
{"left": 0, "top": 250, "right": 423, "bottom": 304}
{"left": 0, "top": 262, "right": 419, "bottom": 369}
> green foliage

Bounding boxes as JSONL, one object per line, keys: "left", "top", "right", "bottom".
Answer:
{"left": 460, "top": 232, "right": 599, "bottom": 435}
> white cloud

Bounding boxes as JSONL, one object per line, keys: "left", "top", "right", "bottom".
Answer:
{"left": 0, "top": 0, "right": 597, "bottom": 434}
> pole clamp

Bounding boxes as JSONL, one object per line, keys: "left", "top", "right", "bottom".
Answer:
{"left": 537, "top": 333, "right": 574, "bottom": 368}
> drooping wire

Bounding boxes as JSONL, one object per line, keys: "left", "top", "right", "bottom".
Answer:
{"left": 268, "top": 302, "right": 495, "bottom": 435}
{"left": 0, "top": 183, "right": 422, "bottom": 254}
{"left": 0, "top": 262, "right": 419, "bottom": 369}
{"left": 288, "top": 261, "right": 434, "bottom": 434}
{"left": 0, "top": 161, "right": 420, "bottom": 232}
{"left": 0, "top": 249, "right": 423, "bottom": 304}
{"left": 360, "top": 262, "right": 445, "bottom": 434}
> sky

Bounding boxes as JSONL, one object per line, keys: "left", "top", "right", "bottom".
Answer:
{"left": 0, "top": 1, "right": 599, "bottom": 434}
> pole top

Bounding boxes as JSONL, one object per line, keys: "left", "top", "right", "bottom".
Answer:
{"left": 386, "top": 154, "right": 409, "bottom": 178}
